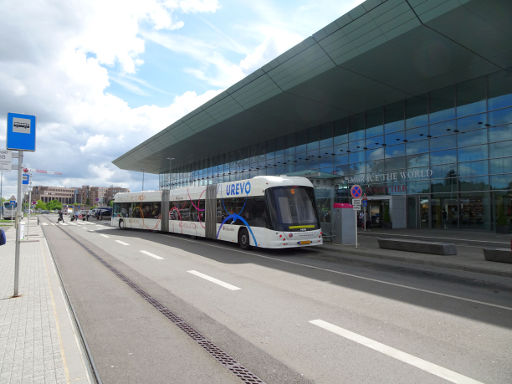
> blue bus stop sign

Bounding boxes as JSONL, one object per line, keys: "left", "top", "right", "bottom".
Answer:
{"left": 7, "top": 113, "right": 36, "bottom": 151}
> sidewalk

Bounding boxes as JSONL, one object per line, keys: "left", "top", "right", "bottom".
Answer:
{"left": 321, "top": 228, "right": 512, "bottom": 278}
{"left": 0, "top": 221, "right": 92, "bottom": 384}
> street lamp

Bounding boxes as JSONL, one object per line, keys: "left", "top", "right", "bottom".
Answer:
{"left": 167, "top": 157, "right": 174, "bottom": 190}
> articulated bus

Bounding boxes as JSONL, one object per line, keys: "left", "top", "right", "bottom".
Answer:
{"left": 2, "top": 201, "right": 16, "bottom": 220}
{"left": 112, "top": 176, "right": 323, "bottom": 249}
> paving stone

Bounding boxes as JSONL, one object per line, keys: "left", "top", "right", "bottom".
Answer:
{"left": 0, "top": 225, "right": 90, "bottom": 384}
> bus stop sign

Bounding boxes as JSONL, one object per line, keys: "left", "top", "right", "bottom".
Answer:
{"left": 350, "top": 184, "right": 363, "bottom": 199}
{"left": 7, "top": 112, "right": 36, "bottom": 151}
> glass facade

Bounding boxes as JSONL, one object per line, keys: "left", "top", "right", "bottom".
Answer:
{"left": 160, "top": 70, "right": 512, "bottom": 233}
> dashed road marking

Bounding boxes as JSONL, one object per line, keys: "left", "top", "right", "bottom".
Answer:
{"left": 187, "top": 241, "right": 512, "bottom": 311}
{"left": 310, "top": 319, "right": 484, "bottom": 384}
{"left": 100, "top": 234, "right": 109, "bottom": 238}
{"left": 140, "top": 250, "right": 164, "bottom": 260}
{"left": 187, "top": 270, "right": 241, "bottom": 291}
{"left": 115, "top": 240, "right": 129, "bottom": 246}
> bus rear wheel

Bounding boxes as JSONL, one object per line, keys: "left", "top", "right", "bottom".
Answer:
{"left": 238, "top": 228, "right": 251, "bottom": 250}
{"left": 119, "top": 220, "right": 125, "bottom": 229}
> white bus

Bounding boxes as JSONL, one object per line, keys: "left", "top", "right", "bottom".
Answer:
{"left": 2, "top": 201, "right": 16, "bottom": 220}
{"left": 112, "top": 176, "right": 323, "bottom": 249}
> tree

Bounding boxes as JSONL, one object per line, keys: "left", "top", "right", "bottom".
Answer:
{"left": 46, "top": 199, "right": 63, "bottom": 211}
{"left": 35, "top": 200, "right": 47, "bottom": 210}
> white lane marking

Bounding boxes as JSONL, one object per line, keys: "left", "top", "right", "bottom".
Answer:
{"left": 177, "top": 238, "right": 512, "bottom": 311}
{"left": 61, "top": 223, "right": 68, "bottom": 226}
{"left": 310, "top": 319, "right": 484, "bottom": 384}
{"left": 187, "top": 270, "right": 241, "bottom": 291}
{"left": 140, "top": 250, "right": 164, "bottom": 260}
{"left": 42, "top": 223, "right": 48, "bottom": 226}
{"left": 100, "top": 234, "right": 109, "bottom": 238}
{"left": 115, "top": 240, "right": 129, "bottom": 246}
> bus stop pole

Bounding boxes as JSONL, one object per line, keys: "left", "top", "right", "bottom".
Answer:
{"left": 14, "top": 151, "right": 23, "bottom": 297}
{"left": 355, "top": 209, "right": 358, "bottom": 249}
{"left": 27, "top": 178, "right": 32, "bottom": 238}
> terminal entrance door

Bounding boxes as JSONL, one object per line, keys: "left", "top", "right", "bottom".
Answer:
{"left": 407, "top": 195, "right": 430, "bottom": 229}
{"left": 366, "top": 196, "right": 390, "bottom": 228}
{"left": 431, "top": 197, "right": 458, "bottom": 229}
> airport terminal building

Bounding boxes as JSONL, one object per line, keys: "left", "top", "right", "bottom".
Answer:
{"left": 114, "top": 0, "right": 512, "bottom": 233}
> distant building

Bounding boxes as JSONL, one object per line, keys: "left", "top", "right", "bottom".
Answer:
{"left": 32, "top": 186, "right": 75, "bottom": 204}
{"left": 32, "top": 185, "right": 129, "bottom": 205}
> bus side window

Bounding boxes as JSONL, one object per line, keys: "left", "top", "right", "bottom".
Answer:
{"left": 151, "top": 202, "right": 160, "bottom": 218}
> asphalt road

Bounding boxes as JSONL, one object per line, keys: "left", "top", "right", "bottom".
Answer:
{"left": 41, "top": 215, "right": 512, "bottom": 384}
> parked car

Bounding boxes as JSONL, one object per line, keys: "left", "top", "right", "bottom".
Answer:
{"left": 95, "top": 207, "right": 112, "bottom": 220}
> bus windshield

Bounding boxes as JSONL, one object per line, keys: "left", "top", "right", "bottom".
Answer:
{"left": 266, "top": 186, "right": 319, "bottom": 231}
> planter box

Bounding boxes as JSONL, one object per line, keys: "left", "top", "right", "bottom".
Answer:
{"left": 495, "top": 225, "right": 509, "bottom": 234}
{"left": 483, "top": 248, "right": 512, "bottom": 264}
{"left": 377, "top": 238, "right": 457, "bottom": 255}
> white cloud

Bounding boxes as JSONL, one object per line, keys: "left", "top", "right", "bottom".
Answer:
{"left": 239, "top": 27, "right": 302, "bottom": 74}
{"left": 174, "top": 0, "right": 220, "bottom": 14}
{"left": 0, "top": 0, "right": 365, "bottom": 200}
{"left": 80, "top": 135, "right": 110, "bottom": 153}
{"left": 0, "top": 0, "right": 222, "bottom": 199}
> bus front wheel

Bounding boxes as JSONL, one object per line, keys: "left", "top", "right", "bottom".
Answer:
{"left": 119, "top": 220, "right": 125, "bottom": 230}
{"left": 238, "top": 228, "right": 251, "bottom": 250}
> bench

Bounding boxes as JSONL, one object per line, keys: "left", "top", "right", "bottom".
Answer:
{"left": 483, "top": 248, "right": 512, "bottom": 264}
{"left": 322, "top": 233, "right": 336, "bottom": 242}
{"left": 321, "top": 222, "right": 336, "bottom": 243}
{"left": 377, "top": 237, "right": 457, "bottom": 255}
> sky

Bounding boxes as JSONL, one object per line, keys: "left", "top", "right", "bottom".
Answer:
{"left": 0, "top": 0, "right": 364, "bottom": 200}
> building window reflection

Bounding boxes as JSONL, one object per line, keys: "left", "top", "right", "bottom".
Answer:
{"left": 159, "top": 70, "right": 512, "bottom": 232}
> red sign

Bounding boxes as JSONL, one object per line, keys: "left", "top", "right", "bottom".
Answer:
{"left": 333, "top": 203, "right": 353, "bottom": 208}
{"left": 350, "top": 184, "right": 362, "bottom": 198}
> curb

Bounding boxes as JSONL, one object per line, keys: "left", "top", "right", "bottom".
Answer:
{"left": 318, "top": 244, "right": 512, "bottom": 278}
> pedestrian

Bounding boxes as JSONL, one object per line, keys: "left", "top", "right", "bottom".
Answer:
{"left": 442, "top": 209, "right": 447, "bottom": 229}
{"left": 0, "top": 228, "right": 6, "bottom": 246}
{"left": 58, "top": 210, "right": 64, "bottom": 223}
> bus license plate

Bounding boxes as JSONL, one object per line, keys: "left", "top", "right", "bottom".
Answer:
{"left": 300, "top": 241, "right": 311, "bottom": 245}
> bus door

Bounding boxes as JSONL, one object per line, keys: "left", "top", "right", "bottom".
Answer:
{"left": 161, "top": 190, "right": 169, "bottom": 232}
{"left": 205, "top": 184, "right": 217, "bottom": 239}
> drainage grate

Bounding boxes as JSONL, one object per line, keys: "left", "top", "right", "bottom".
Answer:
{"left": 56, "top": 225, "right": 265, "bottom": 384}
